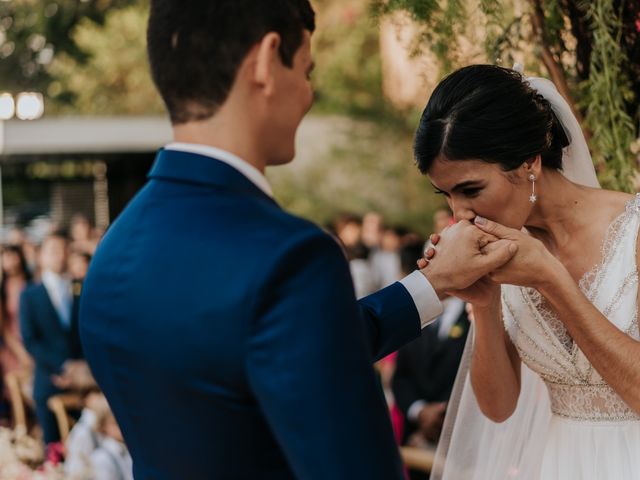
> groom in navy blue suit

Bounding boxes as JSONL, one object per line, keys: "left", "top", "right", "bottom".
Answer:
{"left": 79, "top": 2, "right": 517, "bottom": 479}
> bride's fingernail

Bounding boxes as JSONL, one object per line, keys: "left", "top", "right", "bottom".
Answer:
{"left": 475, "top": 216, "right": 487, "bottom": 226}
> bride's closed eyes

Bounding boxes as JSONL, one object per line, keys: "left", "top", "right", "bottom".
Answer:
{"left": 433, "top": 185, "right": 484, "bottom": 199}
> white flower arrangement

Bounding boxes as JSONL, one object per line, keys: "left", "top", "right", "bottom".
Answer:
{"left": 0, "top": 428, "right": 63, "bottom": 480}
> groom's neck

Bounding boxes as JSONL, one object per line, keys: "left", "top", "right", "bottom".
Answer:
{"left": 172, "top": 105, "right": 267, "bottom": 174}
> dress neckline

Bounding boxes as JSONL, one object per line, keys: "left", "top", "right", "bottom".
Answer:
{"left": 578, "top": 193, "right": 640, "bottom": 300}
{"left": 521, "top": 193, "right": 640, "bottom": 360}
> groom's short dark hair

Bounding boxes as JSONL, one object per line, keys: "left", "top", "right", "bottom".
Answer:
{"left": 147, "top": 0, "right": 315, "bottom": 125}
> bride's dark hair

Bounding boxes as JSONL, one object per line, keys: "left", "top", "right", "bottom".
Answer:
{"left": 414, "top": 64, "right": 569, "bottom": 174}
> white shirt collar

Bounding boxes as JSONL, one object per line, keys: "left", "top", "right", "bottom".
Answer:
{"left": 164, "top": 142, "right": 273, "bottom": 198}
{"left": 41, "top": 270, "right": 69, "bottom": 290}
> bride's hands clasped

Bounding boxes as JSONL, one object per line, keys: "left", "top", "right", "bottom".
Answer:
{"left": 416, "top": 220, "right": 517, "bottom": 306}
{"left": 472, "top": 216, "right": 564, "bottom": 289}
{"left": 420, "top": 216, "right": 563, "bottom": 304}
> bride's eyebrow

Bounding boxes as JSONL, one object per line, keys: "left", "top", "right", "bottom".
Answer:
{"left": 451, "top": 180, "right": 483, "bottom": 192}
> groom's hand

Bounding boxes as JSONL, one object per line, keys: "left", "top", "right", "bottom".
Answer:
{"left": 419, "top": 220, "right": 518, "bottom": 299}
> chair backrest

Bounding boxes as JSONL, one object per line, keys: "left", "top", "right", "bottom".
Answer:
{"left": 46, "top": 393, "right": 84, "bottom": 442}
{"left": 4, "top": 371, "right": 30, "bottom": 431}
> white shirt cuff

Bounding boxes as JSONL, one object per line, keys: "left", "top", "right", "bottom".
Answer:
{"left": 399, "top": 271, "right": 443, "bottom": 328}
{"left": 408, "top": 400, "right": 427, "bottom": 423}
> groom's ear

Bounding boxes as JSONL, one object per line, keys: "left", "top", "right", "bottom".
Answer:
{"left": 252, "top": 32, "right": 282, "bottom": 98}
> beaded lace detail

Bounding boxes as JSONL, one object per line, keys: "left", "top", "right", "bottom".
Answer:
{"left": 546, "top": 382, "right": 639, "bottom": 421}
{"left": 503, "top": 194, "right": 640, "bottom": 422}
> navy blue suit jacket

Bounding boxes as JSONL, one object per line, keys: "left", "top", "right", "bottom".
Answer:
{"left": 79, "top": 149, "right": 422, "bottom": 479}
{"left": 20, "top": 283, "right": 82, "bottom": 400}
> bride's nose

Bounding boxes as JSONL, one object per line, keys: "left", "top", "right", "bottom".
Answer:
{"left": 452, "top": 203, "right": 476, "bottom": 223}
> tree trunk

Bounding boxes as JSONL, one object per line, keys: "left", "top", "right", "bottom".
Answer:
{"left": 528, "top": 0, "right": 587, "bottom": 131}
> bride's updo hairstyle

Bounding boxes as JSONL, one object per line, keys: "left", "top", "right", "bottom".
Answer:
{"left": 414, "top": 64, "right": 569, "bottom": 174}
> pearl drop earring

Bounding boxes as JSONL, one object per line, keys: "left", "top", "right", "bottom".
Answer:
{"left": 529, "top": 174, "right": 537, "bottom": 203}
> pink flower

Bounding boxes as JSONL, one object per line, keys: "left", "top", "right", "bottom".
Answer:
{"left": 44, "top": 442, "right": 65, "bottom": 466}
{"left": 636, "top": 18, "right": 640, "bottom": 32}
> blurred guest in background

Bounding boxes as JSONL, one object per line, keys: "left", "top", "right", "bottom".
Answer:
{"left": 433, "top": 208, "right": 454, "bottom": 234}
{"left": 392, "top": 241, "right": 469, "bottom": 453}
{"left": 6, "top": 228, "right": 38, "bottom": 276}
{"left": 68, "top": 250, "right": 91, "bottom": 283}
{"left": 361, "top": 212, "right": 383, "bottom": 250}
{"left": 69, "top": 215, "right": 98, "bottom": 256}
{"left": 0, "top": 245, "right": 34, "bottom": 423}
{"left": 0, "top": 245, "right": 34, "bottom": 378}
{"left": 333, "top": 213, "right": 362, "bottom": 249}
{"left": 20, "top": 233, "right": 84, "bottom": 445}
{"left": 333, "top": 214, "right": 377, "bottom": 298}
{"left": 68, "top": 250, "right": 91, "bottom": 303}
{"left": 347, "top": 242, "right": 375, "bottom": 299}
{"left": 370, "top": 226, "right": 402, "bottom": 288}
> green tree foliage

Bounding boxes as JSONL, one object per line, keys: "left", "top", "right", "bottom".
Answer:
{"left": 581, "top": 0, "right": 638, "bottom": 191}
{"left": 47, "top": 3, "right": 163, "bottom": 115}
{"left": 372, "top": 0, "right": 467, "bottom": 72}
{"left": 311, "top": 0, "right": 399, "bottom": 119}
{"left": 0, "top": 0, "right": 444, "bottom": 232}
{"left": 0, "top": 0, "right": 136, "bottom": 100}
{"left": 373, "top": 0, "right": 640, "bottom": 192}
{"left": 268, "top": 117, "right": 441, "bottom": 234}
{"left": 272, "top": 0, "right": 443, "bottom": 233}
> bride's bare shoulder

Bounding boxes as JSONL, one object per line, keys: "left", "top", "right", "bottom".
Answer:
{"left": 596, "top": 189, "right": 637, "bottom": 217}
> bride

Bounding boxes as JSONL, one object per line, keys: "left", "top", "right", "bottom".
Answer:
{"left": 416, "top": 64, "right": 640, "bottom": 479}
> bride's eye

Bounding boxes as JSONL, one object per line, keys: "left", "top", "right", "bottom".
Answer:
{"left": 462, "top": 188, "right": 481, "bottom": 198}
{"left": 434, "top": 188, "right": 449, "bottom": 197}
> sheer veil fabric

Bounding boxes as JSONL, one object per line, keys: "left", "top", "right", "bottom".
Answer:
{"left": 430, "top": 74, "right": 601, "bottom": 480}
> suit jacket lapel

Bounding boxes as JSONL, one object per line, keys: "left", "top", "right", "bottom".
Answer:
{"left": 38, "top": 284, "right": 67, "bottom": 331}
{"left": 148, "top": 149, "right": 279, "bottom": 207}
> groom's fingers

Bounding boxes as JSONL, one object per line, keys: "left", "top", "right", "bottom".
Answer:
{"left": 477, "top": 232, "right": 498, "bottom": 249}
{"left": 474, "top": 216, "right": 519, "bottom": 240}
{"left": 481, "top": 238, "right": 510, "bottom": 254}
{"left": 478, "top": 239, "right": 518, "bottom": 272}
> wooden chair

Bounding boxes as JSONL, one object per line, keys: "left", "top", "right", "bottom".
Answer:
{"left": 4, "top": 370, "right": 34, "bottom": 432}
{"left": 47, "top": 392, "right": 84, "bottom": 442}
{"left": 400, "top": 445, "right": 436, "bottom": 474}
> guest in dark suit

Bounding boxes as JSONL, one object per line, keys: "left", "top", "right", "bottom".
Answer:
{"left": 20, "top": 233, "right": 83, "bottom": 444}
{"left": 393, "top": 242, "right": 470, "bottom": 448}
{"left": 79, "top": 2, "right": 517, "bottom": 479}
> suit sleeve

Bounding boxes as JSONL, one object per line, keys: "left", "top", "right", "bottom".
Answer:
{"left": 20, "top": 290, "right": 66, "bottom": 373}
{"left": 358, "top": 282, "right": 422, "bottom": 360}
{"left": 246, "top": 231, "right": 414, "bottom": 479}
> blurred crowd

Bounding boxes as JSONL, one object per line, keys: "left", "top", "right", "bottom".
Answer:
{"left": 330, "top": 209, "right": 470, "bottom": 480}
{"left": 0, "top": 215, "right": 132, "bottom": 480}
{"left": 0, "top": 208, "right": 468, "bottom": 479}
{"left": 330, "top": 210, "right": 454, "bottom": 298}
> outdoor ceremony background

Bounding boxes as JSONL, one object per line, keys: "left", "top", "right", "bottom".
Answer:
{"left": 0, "top": 0, "right": 639, "bottom": 235}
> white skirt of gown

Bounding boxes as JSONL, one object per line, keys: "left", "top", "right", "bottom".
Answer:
{"left": 539, "top": 415, "right": 640, "bottom": 479}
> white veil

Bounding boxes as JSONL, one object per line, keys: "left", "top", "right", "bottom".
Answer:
{"left": 430, "top": 71, "right": 600, "bottom": 480}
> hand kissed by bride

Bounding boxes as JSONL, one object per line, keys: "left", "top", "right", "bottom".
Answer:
{"left": 420, "top": 216, "right": 562, "bottom": 306}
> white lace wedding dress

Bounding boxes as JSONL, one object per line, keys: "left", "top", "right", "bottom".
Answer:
{"left": 501, "top": 193, "right": 640, "bottom": 478}
{"left": 431, "top": 73, "right": 640, "bottom": 480}
{"left": 432, "top": 194, "right": 640, "bottom": 480}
